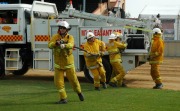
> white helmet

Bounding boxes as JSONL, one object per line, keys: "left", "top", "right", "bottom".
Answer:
{"left": 153, "top": 28, "right": 162, "bottom": 34}
{"left": 86, "top": 32, "right": 95, "bottom": 39}
{"left": 115, "top": 32, "right": 123, "bottom": 38}
{"left": 57, "top": 21, "right": 71, "bottom": 30}
{"left": 108, "top": 33, "right": 116, "bottom": 39}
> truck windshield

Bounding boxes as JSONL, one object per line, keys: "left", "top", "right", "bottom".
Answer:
{"left": 0, "top": 10, "right": 17, "bottom": 24}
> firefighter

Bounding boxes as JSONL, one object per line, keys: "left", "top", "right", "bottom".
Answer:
{"left": 113, "top": 32, "right": 126, "bottom": 53}
{"left": 149, "top": 28, "right": 164, "bottom": 89}
{"left": 106, "top": 33, "right": 127, "bottom": 87}
{"left": 48, "top": 21, "right": 84, "bottom": 104}
{"left": 83, "top": 32, "right": 107, "bottom": 91}
{"left": 111, "top": 32, "right": 127, "bottom": 87}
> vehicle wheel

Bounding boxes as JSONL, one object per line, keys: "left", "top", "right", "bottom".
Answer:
{"left": 13, "top": 48, "right": 32, "bottom": 76}
{"left": 83, "top": 58, "right": 112, "bottom": 83}
{"left": 83, "top": 65, "right": 93, "bottom": 83}
{"left": 12, "top": 61, "right": 29, "bottom": 75}
{"left": 0, "top": 58, "right": 5, "bottom": 79}
{"left": 135, "top": 56, "right": 139, "bottom": 67}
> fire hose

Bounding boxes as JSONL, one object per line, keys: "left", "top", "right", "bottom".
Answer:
{"left": 73, "top": 46, "right": 102, "bottom": 57}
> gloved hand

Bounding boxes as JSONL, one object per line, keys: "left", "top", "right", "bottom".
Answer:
{"left": 56, "top": 40, "right": 60, "bottom": 45}
{"left": 124, "top": 43, "right": 128, "bottom": 47}
{"left": 86, "top": 53, "right": 91, "bottom": 57}
{"left": 100, "top": 52, "right": 104, "bottom": 56}
{"left": 84, "top": 51, "right": 90, "bottom": 56}
{"left": 60, "top": 44, "right": 65, "bottom": 49}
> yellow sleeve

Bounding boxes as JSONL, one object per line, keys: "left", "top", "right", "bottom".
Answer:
{"left": 48, "top": 34, "right": 59, "bottom": 49}
{"left": 65, "top": 35, "right": 74, "bottom": 49}
{"left": 96, "top": 39, "right": 106, "bottom": 52}
{"left": 115, "top": 41, "right": 127, "bottom": 49}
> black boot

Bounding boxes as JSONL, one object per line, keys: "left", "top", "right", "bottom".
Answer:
{"left": 95, "top": 87, "right": 100, "bottom": 91}
{"left": 56, "top": 99, "right": 68, "bottom": 104}
{"left": 121, "top": 82, "right": 127, "bottom": 87}
{"left": 109, "top": 82, "right": 117, "bottom": 87}
{"left": 78, "top": 93, "right": 84, "bottom": 101}
{"left": 153, "top": 83, "right": 163, "bottom": 89}
{"left": 102, "top": 82, "right": 107, "bottom": 89}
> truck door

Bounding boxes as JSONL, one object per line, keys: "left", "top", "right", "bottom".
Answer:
{"left": 0, "top": 9, "right": 24, "bottom": 44}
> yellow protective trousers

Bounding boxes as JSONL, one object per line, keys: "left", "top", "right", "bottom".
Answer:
{"left": 110, "top": 70, "right": 123, "bottom": 87}
{"left": 90, "top": 66, "right": 106, "bottom": 87}
{"left": 54, "top": 67, "right": 82, "bottom": 100}
{"left": 150, "top": 64, "right": 162, "bottom": 84}
{"left": 110, "top": 62, "right": 125, "bottom": 86}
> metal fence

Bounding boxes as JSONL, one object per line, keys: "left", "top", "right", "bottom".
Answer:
{"left": 164, "top": 41, "right": 180, "bottom": 57}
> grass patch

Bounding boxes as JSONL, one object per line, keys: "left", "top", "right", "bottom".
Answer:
{"left": 0, "top": 79, "right": 179, "bottom": 111}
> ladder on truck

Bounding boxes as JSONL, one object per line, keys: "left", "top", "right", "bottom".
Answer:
{"left": 30, "top": 1, "right": 58, "bottom": 70}
{"left": 62, "top": 7, "right": 145, "bottom": 26}
{"left": 33, "top": 47, "right": 52, "bottom": 70}
{"left": 5, "top": 48, "right": 22, "bottom": 71}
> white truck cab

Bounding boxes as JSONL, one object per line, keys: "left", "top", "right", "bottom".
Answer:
{"left": 0, "top": 4, "right": 31, "bottom": 44}
{"left": 0, "top": 1, "right": 58, "bottom": 78}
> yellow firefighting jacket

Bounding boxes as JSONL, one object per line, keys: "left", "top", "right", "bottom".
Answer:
{"left": 149, "top": 34, "right": 164, "bottom": 64}
{"left": 106, "top": 41, "right": 127, "bottom": 63}
{"left": 83, "top": 39, "right": 105, "bottom": 69}
{"left": 48, "top": 33, "right": 74, "bottom": 69}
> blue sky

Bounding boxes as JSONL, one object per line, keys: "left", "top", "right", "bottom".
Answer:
{"left": 126, "top": 0, "right": 180, "bottom": 18}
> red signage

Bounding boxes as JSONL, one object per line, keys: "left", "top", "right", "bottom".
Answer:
{"left": 81, "top": 29, "right": 121, "bottom": 36}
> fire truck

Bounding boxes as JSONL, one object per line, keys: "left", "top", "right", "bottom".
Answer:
{"left": 0, "top": 1, "right": 151, "bottom": 82}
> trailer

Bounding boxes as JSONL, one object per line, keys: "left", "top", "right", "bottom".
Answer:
{"left": 0, "top": 1, "right": 151, "bottom": 82}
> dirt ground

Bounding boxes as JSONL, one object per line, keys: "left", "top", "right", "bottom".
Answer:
{"left": 5, "top": 57, "right": 180, "bottom": 91}
{"left": 124, "top": 57, "right": 180, "bottom": 91}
